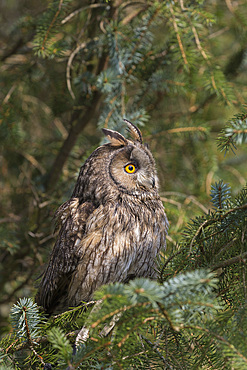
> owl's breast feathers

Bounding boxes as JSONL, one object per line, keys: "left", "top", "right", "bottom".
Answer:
{"left": 67, "top": 194, "right": 168, "bottom": 307}
{"left": 36, "top": 194, "right": 168, "bottom": 313}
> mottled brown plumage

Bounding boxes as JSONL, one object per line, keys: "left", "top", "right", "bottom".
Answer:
{"left": 36, "top": 121, "right": 169, "bottom": 313}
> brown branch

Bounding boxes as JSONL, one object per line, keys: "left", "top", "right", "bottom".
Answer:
{"left": 189, "top": 203, "right": 247, "bottom": 251}
{"left": 211, "top": 251, "right": 247, "bottom": 271}
{"left": 61, "top": 4, "right": 107, "bottom": 24}
{"left": 156, "top": 302, "right": 179, "bottom": 332}
{"left": 159, "top": 250, "right": 184, "bottom": 281}
{"left": 23, "top": 306, "right": 45, "bottom": 366}
{"left": 45, "top": 91, "right": 102, "bottom": 192}
{"left": 41, "top": 0, "right": 64, "bottom": 52}
{"left": 183, "top": 324, "right": 247, "bottom": 364}
{"left": 3, "top": 329, "right": 80, "bottom": 355}
{"left": 141, "top": 335, "right": 173, "bottom": 369}
{"left": 170, "top": 5, "right": 189, "bottom": 67}
{"left": 146, "top": 126, "right": 207, "bottom": 140}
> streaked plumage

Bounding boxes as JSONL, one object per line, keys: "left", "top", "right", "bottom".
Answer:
{"left": 36, "top": 120, "right": 169, "bottom": 313}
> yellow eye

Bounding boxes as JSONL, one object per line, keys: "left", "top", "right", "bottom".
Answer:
{"left": 124, "top": 164, "right": 136, "bottom": 174}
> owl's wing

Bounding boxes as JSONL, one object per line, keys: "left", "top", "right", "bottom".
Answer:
{"left": 36, "top": 198, "right": 95, "bottom": 313}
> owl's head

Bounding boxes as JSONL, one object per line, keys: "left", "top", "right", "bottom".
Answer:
{"left": 102, "top": 120, "right": 159, "bottom": 196}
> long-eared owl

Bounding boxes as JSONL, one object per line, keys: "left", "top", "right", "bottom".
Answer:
{"left": 36, "top": 120, "right": 169, "bottom": 313}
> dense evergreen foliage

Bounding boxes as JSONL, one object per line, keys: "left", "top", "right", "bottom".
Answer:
{"left": 0, "top": 0, "right": 247, "bottom": 368}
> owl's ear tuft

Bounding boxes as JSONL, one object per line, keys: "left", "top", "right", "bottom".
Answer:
{"left": 102, "top": 128, "right": 128, "bottom": 146}
{"left": 124, "top": 119, "right": 143, "bottom": 144}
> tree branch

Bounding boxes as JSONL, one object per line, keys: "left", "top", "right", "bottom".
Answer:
{"left": 211, "top": 251, "right": 247, "bottom": 271}
{"left": 45, "top": 91, "right": 102, "bottom": 192}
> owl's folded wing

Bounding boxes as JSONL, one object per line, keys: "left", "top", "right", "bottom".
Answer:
{"left": 36, "top": 198, "right": 95, "bottom": 313}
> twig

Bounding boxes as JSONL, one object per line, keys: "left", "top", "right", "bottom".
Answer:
{"left": 75, "top": 299, "right": 103, "bottom": 347}
{"left": 66, "top": 42, "right": 86, "bottom": 100}
{"left": 160, "top": 191, "right": 208, "bottom": 214}
{"left": 140, "top": 335, "right": 173, "bottom": 369}
{"left": 156, "top": 302, "right": 179, "bottom": 332}
{"left": 138, "top": 334, "right": 152, "bottom": 369}
{"left": 2, "top": 329, "right": 80, "bottom": 355}
{"left": 41, "top": 0, "right": 64, "bottom": 52}
{"left": 3, "top": 84, "right": 17, "bottom": 104}
{"left": 170, "top": 5, "right": 189, "bottom": 67}
{"left": 23, "top": 306, "right": 45, "bottom": 366}
{"left": 191, "top": 25, "right": 209, "bottom": 62}
{"left": 214, "top": 237, "right": 237, "bottom": 259}
{"left": 189, "top": 203, "right": 247, "bottom": 251}
{"left": 122, "top": 5, "right": 148, "bottom": 25}
{"left": 160, "top": 250, "right": 184, "bottom": 280}
{"left": 211, "top": 251, "right": 247, "bottom": 271}
{"left": 91, "top": 301, "right": 150, "bottom": 329}
{"left": 0, "top": 215, "right": 21, "bottom": 224}
{"left": 20, "top": 152, "right": 46, "bottom": 175}
{"left": 183, "top": 324, "right": 247, "bottom": 364}
{"left": 61, "top": 4, "right": 107, "bottom": 24}
{"left": 145, "top": 126, "right": 207, "bottom": 140}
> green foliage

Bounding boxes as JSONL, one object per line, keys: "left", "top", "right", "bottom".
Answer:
{"left": 217, "top": 111, "right": 247, "bottom": 154}
{"left": 33, "top": 0, "right": 72, "bottom": 58}
{"left": 210, "top": 180, "right": 231, "bottom": 209}
{"left": 10, "top": 298, "right": 41, "bottom": 342}
{"left": 0, "top": 271, "right": 221, "bottom": 369}
{"left": 47, "top": 327, "right": 73, "bottom": 366}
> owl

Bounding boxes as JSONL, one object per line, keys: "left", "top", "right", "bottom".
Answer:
{"left": 36, "top": 120, "right": 169, "bottom": 314}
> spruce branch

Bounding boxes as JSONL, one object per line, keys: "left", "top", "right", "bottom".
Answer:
{"left": 169, "top": 5, "right": 189, "bottom": 68}
{"left": 41, "top": 0, "right": 64, "bottom": 53}
{"left": 45, "top": 91, "right": 102, "bottom": 191}
{"left": 211, "top": 251, "right": 247, "bottom": 271}
{"left": 126, "top": 3, "right": 160, "bottom": 69}
{"left": 1, "top": 329, "right": 81, "bottom": 356}
{"left": 217, "top": 112, "right": 247, "bottom": 154}
{"left": 189, "top": 203, "right": 247, "bottom": 251}
{"left": 210, "top": 180, "right": 231, "bottom": 210}
{"left": 156, "top": 302, "right": 179, "bottom": 332}
{"left": 91, "top": 301, "right": 150, "bottom": 329}
{"left": 9, "top": 298, "right": 45, "bottom": 366}
{"left": 140, "top": 335, "right": 173, "bottom": 369}
{"left": 183, "top": 324, "right": 247, "bottom": 365}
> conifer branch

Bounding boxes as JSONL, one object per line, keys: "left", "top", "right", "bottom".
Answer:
{"left": 41, "top": 0, "right": 64, "bottom": 52}
{"left": 61, "top": 4, "right": 107, "bottom": 25}
{"left": 91, "top": 301, "right": 150, "bottom": 329}
{"left": 156, "top": 302, "right": 179, "bottom": 332}
{"left": 211, "top": 251, "right": 247, "bottom": 271}
{"left": 184, "top": 324, "right": 247, "bottom": 364}
{"left": 140, "top": 335, "right": 173, "bottom": 369}
{"left": 145, "top": 127, "right": 208, "bottom": 140}
{"left": 169, "top": 5, "right": 189, "bottom": 67}
{"left": 189, "top": 203, "right": 247, "bottom": 251}
{"left": 73, "top": 341, "right": 112, "bottom": 365}
{"left": 45, "top": 91, "right": 102, "bottom": 191}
